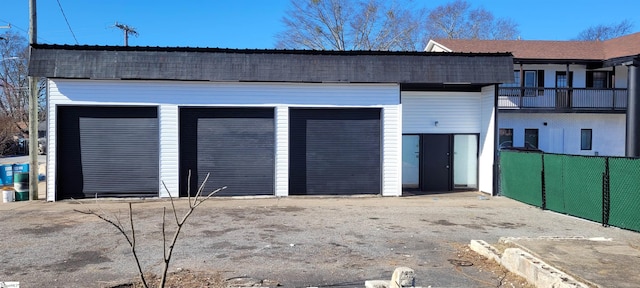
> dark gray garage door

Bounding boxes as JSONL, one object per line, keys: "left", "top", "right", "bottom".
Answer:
{"left": 56, "top": 106, "right": 159, "bottom": 200}
{"left": 180, "top": 108, "right": 275, "bottom": 197}
{"left": 289, "top": 108, "right": 381, "bottom": 195}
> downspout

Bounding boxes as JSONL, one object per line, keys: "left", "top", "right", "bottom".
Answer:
{"left": 625, "top": 59, "right": 640, "bottom": 157}
{"left": 493, "top": 83, "right": 500, "bottom": 196}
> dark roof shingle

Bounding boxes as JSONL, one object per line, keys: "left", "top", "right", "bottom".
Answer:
{"left": 432, "top": 32, "right": 640, "bottom": 61}
{"left": 29, "top": 44, "right": 515, "bottom": 85}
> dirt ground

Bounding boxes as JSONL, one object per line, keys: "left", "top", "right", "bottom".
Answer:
{"left": 2, "top": 191, "right": 636, "bottom": 287}
{"left": 118, "top": 243, "right": 534, "bottom": 288}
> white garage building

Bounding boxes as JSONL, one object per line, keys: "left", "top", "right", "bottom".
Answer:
{"left": 28, "top": 45, "right": 513, "bottom": 201}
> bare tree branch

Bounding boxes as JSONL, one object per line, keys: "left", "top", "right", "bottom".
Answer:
{"left": 74, "top": 203, "right": 149, "bottom": 288}
{"left": 575, "top": 19, "right": 634, "bottom": 41}
{"left": 0, "top": 30, "right": 47, "bottom": 142}
{"left": 426, "top": 0, "right": 519, "bottom": 40}
{"left": 76, "top": 171, "right": 227, "bottom": 288}
{"left": 276, "top": 0, "right": 424, "bottom": 51}
{"left": 159, "top": 172, "right": 227, "bottom": 287}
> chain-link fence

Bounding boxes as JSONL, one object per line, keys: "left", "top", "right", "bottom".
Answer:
{"left": 499, "top": 150, "right": 640, "bottom": 233}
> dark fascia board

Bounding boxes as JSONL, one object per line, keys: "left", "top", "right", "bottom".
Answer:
{"left": 29, "top": 44, "right": 514, "bottom": 85}
{"left": 514, "top": 58, "right": 604, "bottom": 69}
{"left": 603, "top": 54, "right": 640, "bottom": 67}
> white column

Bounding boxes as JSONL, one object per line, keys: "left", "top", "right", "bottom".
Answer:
{"left": 274, "top": 106, "right": 289, "bottom": 197}
{"left": 159, "top": 105, "right": 179, "bottom": 198}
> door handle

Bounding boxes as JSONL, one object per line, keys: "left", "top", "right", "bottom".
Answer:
{"left": 446, "top": 165, "right": 450, "bottom": 169}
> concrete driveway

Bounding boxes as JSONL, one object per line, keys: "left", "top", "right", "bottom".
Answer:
{"left": 1, "top": 192, "right": 638, "bottom": 287}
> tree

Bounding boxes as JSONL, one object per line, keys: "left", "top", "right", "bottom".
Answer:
{"left": 276, "top": 0, "right": 519, "bottom": 51}
{"left": 275, "top": 0, "right": 425, "bottom": 51}
{"left": 425, "top": 0, "right": 519, "bottom": 40}
{"left": 0, "top": 30, "right": 46, "bottom": 138}
{"left": 575, "top": 20, "right": 634, "bottom": 41}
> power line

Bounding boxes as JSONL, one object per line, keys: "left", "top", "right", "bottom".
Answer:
{"left": 55, "top": 0, "right": 78, "bottom": 44}
{"left": 0, "top": 19, "right": 51, "bottom": 43}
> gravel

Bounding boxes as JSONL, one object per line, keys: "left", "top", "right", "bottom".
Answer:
{"left": 1, "top": 192, "right": 637, "bottom": 287}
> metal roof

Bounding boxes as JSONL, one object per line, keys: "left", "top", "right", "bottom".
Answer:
{"left": 29, "top": 44, "right": 514, "bottom": 85}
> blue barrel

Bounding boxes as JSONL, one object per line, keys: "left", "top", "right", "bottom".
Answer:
{"left": 0, "top": 164, "right": 13, "bottom": 186}
{"left": 12, "top": 163, "right": 29, "bottom": 174}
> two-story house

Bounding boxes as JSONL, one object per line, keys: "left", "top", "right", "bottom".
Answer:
{"left": 425, "top": 32, "right": 640, "bottom": 157}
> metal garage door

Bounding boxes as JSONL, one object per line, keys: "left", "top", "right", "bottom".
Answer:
{"left": 289, "top": 108, "right": 381, "bottom": 195}
{"left": 179, "top": 108, "right": 274, "bottom": 197}
{"left": 56, "top": 106, "right": 159, "bottom": 200}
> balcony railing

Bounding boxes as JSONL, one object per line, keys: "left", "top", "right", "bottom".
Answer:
{"left": 498, "top": 87, "right": 627, "bottom": 111}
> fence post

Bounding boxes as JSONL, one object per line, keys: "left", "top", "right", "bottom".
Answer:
{"left": 602, "top": 157, "right": 610, "bottom": 227}
{"left": 541, "top": 153, "right": 546, "bottom": 210}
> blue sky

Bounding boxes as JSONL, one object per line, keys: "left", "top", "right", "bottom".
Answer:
{"left": 1, "top": 0, "right": 639, "bottom": 48}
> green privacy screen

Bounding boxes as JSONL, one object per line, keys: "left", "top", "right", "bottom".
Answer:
{"left": 501, "top": 151, "right": 640, "bottom": 233}
{"left": 558, "top": 156, "right": 605, "bottom": 223}
{"left": 542, "top": 154, "right": 565, "bottom": 213}
{"left": 608, "top": 158, "right": 640, "bottom": 232}
{"left": 499, "top": 151, "right": 543, "bottom": 207}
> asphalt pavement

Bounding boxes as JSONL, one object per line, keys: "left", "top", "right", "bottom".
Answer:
{"left": 1, "top": 192, "right": 639, "bottom": 287}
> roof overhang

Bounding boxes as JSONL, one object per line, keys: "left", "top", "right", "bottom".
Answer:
{"left": 513, "top": 58, "right": 604, "bottom": 69}
{"left": 424, "top": 40, "right": 452, "bottom": 52}
{"left": 28, "top": 44, "right": 514, "bottom": 86}
{"left": 604, "top": 54, "right": 640, "bottom": 67}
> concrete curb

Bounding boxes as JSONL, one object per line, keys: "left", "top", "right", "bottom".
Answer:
{"left": 469, "top": 240, "right": 590, "bottom": 288}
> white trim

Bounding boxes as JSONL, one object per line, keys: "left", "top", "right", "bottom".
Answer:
{"left": 382, "top": 105, "right": 402, "bottom": 196}
{"left": 274, "top": 106, "right": 289, "bottom": 197}
{"left": 159, "top": 105, "right": 179, "bottom": 198}
{"left": 479, "top": 86, "right": 496, "bottom": 194}
{"left": 424, "top": 40, "right": 453, "bottom": 52}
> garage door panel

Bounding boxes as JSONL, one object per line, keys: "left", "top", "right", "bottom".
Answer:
{"left": 180, "top": 108, "right": 275, "bottom": 197}
{"left": 290, "top": 109, "right": 381, "bottom": 195}
{"left": 57, "top": 106, "right": 159, "bottom": 199}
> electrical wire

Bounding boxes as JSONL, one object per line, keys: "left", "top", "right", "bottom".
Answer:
{"left": 55, "top": 0, "right": 79, "bottom": 44}
{"left": 0, "top": 19, "right": 51, "bottom": 43}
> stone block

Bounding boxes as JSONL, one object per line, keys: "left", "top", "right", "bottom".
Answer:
{"left": 365, "top": 280, "right": 389, "bottom": 288}
{"left": 389, "top": 267, "right": 415, "bottom": 288}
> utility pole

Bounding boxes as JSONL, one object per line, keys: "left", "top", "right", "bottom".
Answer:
{"left": 114, "top": 22, "right": 138, "bottom": 46}
{"left": 29, "top": 0, "right": 39, "bottom": 200}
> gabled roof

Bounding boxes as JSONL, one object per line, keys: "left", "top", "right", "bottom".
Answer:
{"left": 426, "top": 32, "right": 640, "bottom": 63}
{"left": 28, "top": 44, "right": 514, "bottom": 85}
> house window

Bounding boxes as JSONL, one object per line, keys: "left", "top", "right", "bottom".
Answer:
{"left": 524, "top": 70, "right": 545, "bottom": 96}
{"left": 499, "top": 128, "right": 513, "bottom": 149}
{"left": 581, "top": 129, "right": 592, "bottom": 150}
{"left": 586, "top": 71, "right": 612, "bottom": 88}
{"left": 524, "top": 129, "right": 539, "bottom": 149}
{"left": 500, "top": 71, "right": 520, "bottom": 87}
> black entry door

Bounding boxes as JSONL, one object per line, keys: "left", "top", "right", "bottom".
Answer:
{"left": 420, "top": 134, "right": 452, "bottom": 192}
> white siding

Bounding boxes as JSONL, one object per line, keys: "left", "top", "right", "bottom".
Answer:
{"left": 401, "top": 91, "right": 481, "bottom": 134}
{"left": 50, "top": 80, "right": 399, "bottom": 106}
{"left": 382, "top": 105, "right": 402, "bottom": 196}
{"left": 46, "top": 80, "right": 57, "bottom": 202}
{"left": 159, "top": 105, "right": 179, "bottom": 198}
{"left": 48, "top": 79, "right": 400, "bottom": 199}
{"left": 499, "top": 113, "right": 625, "bottom": 156}
{"left": 274, "top": 106, "right": 289, "bottom": 197}
{"left": 479, "top": 86, "right": 496, "bottom": 195}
